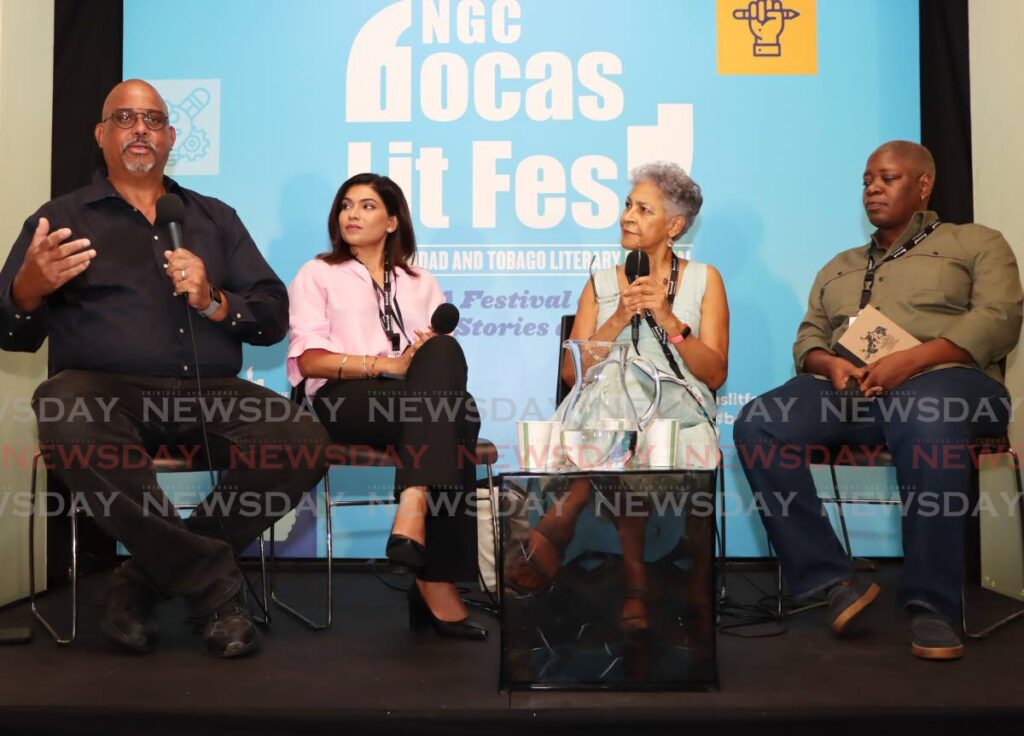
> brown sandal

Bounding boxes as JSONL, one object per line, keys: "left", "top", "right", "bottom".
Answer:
{"left": 504, "top": 522, "right": 572, "bottom": 595}
{"left": 620, "top": 587, "right": 649, "bottom": 631}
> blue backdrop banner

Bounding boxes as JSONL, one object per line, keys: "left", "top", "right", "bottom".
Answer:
{"left": 125, "top": 0, "right": 919, "bottom": 558}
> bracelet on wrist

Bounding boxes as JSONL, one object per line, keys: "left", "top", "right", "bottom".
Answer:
{"left": 361, "top": 355, "right": 368, "bottom": 379}
{"left": 337, "top": 354, "right": 349, "bottom": 380}
{"left": 667, "top": 324, "right": 691, "bottom": 344}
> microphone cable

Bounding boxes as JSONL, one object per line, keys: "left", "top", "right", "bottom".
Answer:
{"left": 157, "top": 192, "right": 269, "bottom": 622}
{"left": 180, "top": 298, "right": 271, "bottom": 624}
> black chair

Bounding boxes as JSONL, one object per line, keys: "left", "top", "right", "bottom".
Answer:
{"left": 773, "top": 442, "right": 1024, "bottom": 637}
{"left": 27, "top": 447, "right": 270, "bottom": 645}
{"left": 267, "top": 380, "right": 500, "bottom": 630}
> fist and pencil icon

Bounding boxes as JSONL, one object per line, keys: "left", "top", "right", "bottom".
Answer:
{"left": 732, "top": 0, "right": 800, "bottom": 57}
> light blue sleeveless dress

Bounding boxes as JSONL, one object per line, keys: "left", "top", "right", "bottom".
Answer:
{"left": 571, "top": 260, "right": 716, "bottom": 426}
{"left": 552, "top": 259, "right": 719, "bottom": 470}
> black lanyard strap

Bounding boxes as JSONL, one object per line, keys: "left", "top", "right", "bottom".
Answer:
{"left": 631, "top": 254, "right": 684, "bottom": 380}
{"left": 859, "top": 220, "right": 940, "bottom": 310}
{"left": 627, "top": 255, "right": 717, "bottom": 430}
{"left": 368, "top": 256, "right": 411, "bottom": 353}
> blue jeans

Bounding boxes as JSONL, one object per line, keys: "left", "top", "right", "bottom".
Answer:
{"left": 733, "top": 367, "right": 1010, "bottom": 623}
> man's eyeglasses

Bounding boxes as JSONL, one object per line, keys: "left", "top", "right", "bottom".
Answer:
{"left": 103, "top": 108, "right": 169, "bottom": 131}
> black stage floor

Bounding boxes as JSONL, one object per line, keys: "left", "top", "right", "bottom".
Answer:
{"left": 1, "top": 561, "right": 1022, "bottom": 735}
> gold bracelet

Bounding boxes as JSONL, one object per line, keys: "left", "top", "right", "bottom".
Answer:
{"left": 361, "top": 354, "right": 368, "bottom": 379}
{"left": 337, "top": 354, "right": 349, "bottom": 380}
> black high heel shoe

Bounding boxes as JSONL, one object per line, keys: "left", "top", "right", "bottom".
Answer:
{"left": 386, "top": 534, "right": 426, "bottom": 573}
{"left": 407, "top": 582, "right": 488, "bottom": 641}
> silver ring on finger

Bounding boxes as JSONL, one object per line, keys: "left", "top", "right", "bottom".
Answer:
{"left": 180, "top": 269, "right": 188, "bottom": 280}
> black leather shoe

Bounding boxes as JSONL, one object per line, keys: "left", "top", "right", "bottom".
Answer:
{"left": 827, "top": 577, "right": 880, "bottom": 635}
{"left": 910, "top": 610, "right": 964, "bottom": 661}
{"left": 99, "top": 568, "right": 160, "bottom": 653}
{"left": 407, "top": 583, "right": 488, "bottom": 641}
{"left": 386, "top": 534, "right": 426, "bottom": 573}
{"left": 203, "top": 592, "right": 259, "bottom": 658}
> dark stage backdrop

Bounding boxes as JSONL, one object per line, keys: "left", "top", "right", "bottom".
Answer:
{"left": 51, "top": 0, "right": 122, "bottom": 200}
{"left": 920, "top": 0, "right": 973, "bottom": 224}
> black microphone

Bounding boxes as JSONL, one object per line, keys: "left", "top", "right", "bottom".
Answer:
{"left": 155, "top": 193, "right": 186, "bottom": 251}
{"left": 624, "top": 250, "right": 649, "bottom": 347}
{"left": 377, "top": 303, "right": 460, "bottom": 381}
{"left": 430, "top": 303, "right": 460, "bottom": 335}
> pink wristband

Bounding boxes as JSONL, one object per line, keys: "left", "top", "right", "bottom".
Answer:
{"left": 667, "top": 325, "right": 691, "bottom": 344}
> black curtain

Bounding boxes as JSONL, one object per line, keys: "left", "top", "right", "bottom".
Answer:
{"left": 46, "top": 0, "right": 124, "bottom": 581}
{"left": 51, "top": 0, "right": 123, "bottom": 199}
{"left": 920, "top": 0, "right": 973, "bottom": 224}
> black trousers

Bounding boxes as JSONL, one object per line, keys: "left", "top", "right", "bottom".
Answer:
{"left": 313, "top": 335, "right": 481, "bottom": 583}
{"left": 33, "top": 369, "right": 329, "bottom": 614}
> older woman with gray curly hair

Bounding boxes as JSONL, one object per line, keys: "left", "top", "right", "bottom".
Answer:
{"left": 504, "top": 163, "right": 729, "bottom": 630}
{"left": 560, "top": 161, "right": 729, "bottom": 420}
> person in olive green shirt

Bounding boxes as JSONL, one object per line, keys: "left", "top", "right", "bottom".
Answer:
{"left": 734, "top": 141, "right": 1023, "bottom": 661}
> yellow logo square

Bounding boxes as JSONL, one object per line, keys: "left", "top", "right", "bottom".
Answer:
{"left": 718, "top": 0, "right": 817, "bottom": 75}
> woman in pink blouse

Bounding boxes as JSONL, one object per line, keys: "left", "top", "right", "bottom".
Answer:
{"left": 288, "top": 173, "right": 486, "bottom": 641}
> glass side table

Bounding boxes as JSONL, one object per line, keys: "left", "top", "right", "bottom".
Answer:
{"left": 498, "top": 469, "right": 717, "bottom": 691}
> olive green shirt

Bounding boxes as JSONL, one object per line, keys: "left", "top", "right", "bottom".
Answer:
{"left": 793, "top": 210, "right": 1023, "bottom": 383}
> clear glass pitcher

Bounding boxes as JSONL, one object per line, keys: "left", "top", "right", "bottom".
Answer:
{"left": 559, "top": 340, "right": 661, "bottom": 470}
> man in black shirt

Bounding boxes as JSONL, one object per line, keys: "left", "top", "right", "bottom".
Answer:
{"left": 0, "top": 79, "right": 328, "bottom": 657}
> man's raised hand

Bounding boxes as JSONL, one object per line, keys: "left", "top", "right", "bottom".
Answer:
{"left": 12, "top": 217, "right": 96, "bottom": 311}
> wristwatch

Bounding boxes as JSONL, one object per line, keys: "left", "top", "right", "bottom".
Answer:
{"left": 197, "top": 285, "right": 222, "bottom": 318}
{"left": 667, "top": 324, "right": 691, "bottom": 344}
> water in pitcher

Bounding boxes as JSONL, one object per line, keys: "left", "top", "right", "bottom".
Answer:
{"left": 562, "top": 421, "right": 638, "bottom": 470}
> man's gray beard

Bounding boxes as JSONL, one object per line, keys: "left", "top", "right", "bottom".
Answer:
{"left": 124, "top": 156, "right": 155, "bottom": 173}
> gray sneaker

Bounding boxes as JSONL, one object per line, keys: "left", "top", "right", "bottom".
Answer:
{"left": 910, "top": 611, "right": 964, "bottom": 661}
{"left": 827, "top": 578, "right": 881, "bottom": 635}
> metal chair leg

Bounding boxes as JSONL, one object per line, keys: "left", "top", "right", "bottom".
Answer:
{"left": 771, "top": 540, "right": 826, "bottom": 618}
{"left": 249, "top": 534, "right": 271, "bottom": 627}
{"left": 28, "top": 452, "right": 77, "bottom": 645}
{"left": 717, "top": 450, "right": 726, "bottom": 559}
{"left": 716, "top": 456, "right": 727, "bottom": 603}
{"left": 775, "top": 558, "right": 784, "bottom": 620}
{"left": 963, "top": 448, "right": 1024, "bottom": 639}
{"left": 828, "top": 462, "right": 854, "bottom": 557}
{"left": 270, "top": 473, "right": 333, "bottom": 630}
{"left": 484, "top": 461, "right": 502, "bottom": 607}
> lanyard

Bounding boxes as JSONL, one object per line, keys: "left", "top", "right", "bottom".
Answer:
{"left": 629, "top": 254, "right": 714, "bottom": 420}
{"left": 859, "top": 220, "right": 941, "bottom": 310}
{"left": 368, "top": 256, "right": 410, "bottom": 353}
{"left": 632, "top": 254, "right": 683, "bottom": 378}
{"left": 649, "top": 254, "right": 680, "bottom": 343}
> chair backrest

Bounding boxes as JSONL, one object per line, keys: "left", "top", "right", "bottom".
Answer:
{"left": 555, "top": 314, "right": 575, "bottom": 404}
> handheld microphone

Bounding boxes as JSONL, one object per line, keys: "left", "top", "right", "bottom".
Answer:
{"left": 624, "top": 250, "right": 649, "bottom": 348}
{"left": 155, "top": 193, "right": 186, "bottom": 251}
{"left": 377, "top": 303, "right": 461, "bottom": 380}
{"left": 430, "top": 303, "right": 460, "bottom": 335}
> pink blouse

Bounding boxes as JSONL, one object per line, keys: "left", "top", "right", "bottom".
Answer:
{"left": 287, "top": 258, "right": 446, "bottom": 395}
